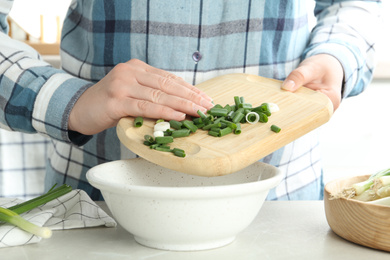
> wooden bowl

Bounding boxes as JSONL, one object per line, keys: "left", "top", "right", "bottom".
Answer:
{"left": 324, "top": 175, "right": 390, "bottom": 252}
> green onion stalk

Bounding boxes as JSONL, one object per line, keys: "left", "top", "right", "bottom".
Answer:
{"left": 331, "top": 168, "right": 390, "bottom": 200}
{"left": 0, "top": 207, "right": 52, "bottom": 238}
{"left": 353, "top": 168, "right": 390, "bottom": 195}
{"left": 0, "top": 184, "right": 72, "bottom": 238}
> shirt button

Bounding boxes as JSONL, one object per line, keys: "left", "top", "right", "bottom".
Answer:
{"left": 192, "top": 51, "right": 202, "bottom": 62}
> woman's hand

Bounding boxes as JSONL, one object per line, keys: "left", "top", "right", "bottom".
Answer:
{"left": 282, "top": 54, "right": 344, "bottom": 111}
{"left": 69, "top": 59, "right": 214, "bottom": 135}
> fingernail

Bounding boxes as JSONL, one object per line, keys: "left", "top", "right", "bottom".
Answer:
{"left": 202, "top": 93, "right": 213, "bottom": 102}
{"left": 173, "top": 112, "right": 186, "bottom": 121}
{"left": 194, "top": 103, "right": 207, "bottom": 114}
{"left": 201, "top": 99, "right": 214, "bottom": 110}
{"left": 282, "top": 80, "right": 295, "bottom": 91}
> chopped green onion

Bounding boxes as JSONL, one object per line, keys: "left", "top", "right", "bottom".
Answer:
{"left": 234, "top": 123, "right": 242, "bottom": 134}
{"left": 194, "top": 123, "right": 205, "bottom": 128}
{"left": 192, "top": 117, "right": 203, "bottom": 125}
{"left": 257, "top": 112, "right": 268, "bottom": 123}
{"left": 220, "top": 119, "right": 237, "bottom": 129}
{"left": 164, "top": 129, "right": 174, "bottom": 136}
{"left": 232, "top": 111, "right": 245, "bottom": 123}
{"left": 223, "top": 104, "right": 232, "bottom": 113}
{"left": 240, "top": 103, "right": 252, "bottom": 109}
{"left": 155, "top": 146, "right": 172, "bottom": 152}
{"left": 245, "top": 112, "right": 260, "bottom": 124}
{"left": 202, "top": 122, "right": 222, "bottom": 130}
{"left": 154, "top": 121, "right": 170, "bottom": 132}
{"left": 197, "top": 110, "right": 208, "bottom": 120}
{"left": 209, "top": 127, "right": 221, "bottom": 132}
{"left": 172, "top": 148, "right": 186, "bottom": 158}
{"left": 134, "top": 116, "right": 144, "bottom": 127}
{"left": 271, "top": 125, "right": 281, "bottom": 133}
{"left": 182, "top": 120, "right": 198, "bottom": 133}
{"left": 208, "top": 130, "right": 220, "bottom": 137}
{"left": 144, "top": 135, "right": 154, "bottom": 143}
{"left": 155, "top": 136, "right": 174, "bottom": 144}
{"left": 149, "top": 143, "right": 160, "bottom": 149}
{"left": 171, "top": 129, "right": 191, "bottom": 138}
{"left": 218, "top": 127, "right": 233, "bottom": 137}
{"left": 209, "top": 108, "right": 228, "bottom": 117}
{"left": 143, "top": 141, "right": 153, "bottom": 146}
{"left": 169, "top": 120, "right": 183, "bottom": 130}
{"left": 234, "top": 96, "right": 242, "bottom": 107}
{"left": 253, "top": 103, "right": 271, "bottom": 117}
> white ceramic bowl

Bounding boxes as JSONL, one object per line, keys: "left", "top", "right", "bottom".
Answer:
{"left": 86, "top": 158, "right": 282, "bottom": 251}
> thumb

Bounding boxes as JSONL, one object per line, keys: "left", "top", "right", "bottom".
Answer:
{"left": 282, "top": 64, "right": 315, "bottom": 92}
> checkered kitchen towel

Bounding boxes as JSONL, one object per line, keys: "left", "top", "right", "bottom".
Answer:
{"left": 0, "top": 189, "right": 116, "bottom": 248}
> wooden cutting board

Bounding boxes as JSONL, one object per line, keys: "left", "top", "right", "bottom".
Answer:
{"left": 117, "top": 73, "right": 333, "bottom": 177}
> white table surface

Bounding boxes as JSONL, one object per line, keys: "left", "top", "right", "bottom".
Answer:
{"left": 3, "top": 201, "right": 389, "bottom": 260}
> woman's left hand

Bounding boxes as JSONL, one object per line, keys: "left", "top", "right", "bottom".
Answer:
{"left": 281, "top": 54, "right": 344, "bottom": 111}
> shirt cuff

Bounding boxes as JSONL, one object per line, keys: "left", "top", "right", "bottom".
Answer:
{"left": 32, "top": 73, "right": 94, "bottom": 145}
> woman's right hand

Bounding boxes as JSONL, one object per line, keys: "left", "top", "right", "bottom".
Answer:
{"left": 68, "top": 59, "right": 214, "bottom": 135}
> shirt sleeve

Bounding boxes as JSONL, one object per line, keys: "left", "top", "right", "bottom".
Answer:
{"left": 303, "top": 0, "right": 382, "bottom": 98}
{"left": 0, "top": 1, "right": 93, "bottom": 145}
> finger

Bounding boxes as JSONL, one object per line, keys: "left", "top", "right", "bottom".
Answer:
{"left": 135, "top": 71, "right": 214, "bottom": 110}
{"left": 127, "top": 85, "right": 209, "bottom": 117}
{"left": 122, "top": 98, "right": 187, "bottom": 121}
{"left": 126, "top": 59, "right": 213, "bottom": 102}
{"left": 282, "top": 63, "right": 317, "bottom": 92}
{"left": 143, "top": 64, "right": 213, "bottom": 101}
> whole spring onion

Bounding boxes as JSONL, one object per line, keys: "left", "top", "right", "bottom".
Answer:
{"left": 330, "top": 168, "right": 390, "bottom": 200}
{"left": 376, "top": 185, "right": 390, "bottom": 198}
{"left": 0, "top": 208, "right": 53, "bottom": 238}
{"left": 9, "top": 184, "right": 72, "bottom": 214}
{"left": 373, "top": 175, "right": 390, "bottom": 189}
{"left": 0, "top": 184, "right": 72, "bottom": 238}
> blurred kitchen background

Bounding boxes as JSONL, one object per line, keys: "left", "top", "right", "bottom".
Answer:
{"left": 2, "top": 0, "right": 390, "bottom": 197}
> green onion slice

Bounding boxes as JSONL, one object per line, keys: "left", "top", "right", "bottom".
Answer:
{"left": 245, "top": 112, "right": 260, "bottom": 124}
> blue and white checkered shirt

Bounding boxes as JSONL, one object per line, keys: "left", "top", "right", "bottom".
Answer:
{"left": 0, "top": 0, "right": 381, "bottom": 200}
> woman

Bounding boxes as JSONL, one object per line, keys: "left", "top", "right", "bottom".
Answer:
{"left": 0, "top": 0, "right": 381, "bottom": 200}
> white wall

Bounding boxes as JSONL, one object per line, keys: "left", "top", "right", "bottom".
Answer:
{"left": 317, "top": 1, "right": 390, "bottom": 183}
{"left": 320, "top": 80, "right": 390, "bottom": 184}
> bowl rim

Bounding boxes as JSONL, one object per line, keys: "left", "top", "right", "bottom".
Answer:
{"left": 86, "top": 158, "right": 283, "bottom": 199}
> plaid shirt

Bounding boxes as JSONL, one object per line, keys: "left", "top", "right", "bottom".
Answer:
{"left": 0, "top": 0, "right": 381, "bottom": 200}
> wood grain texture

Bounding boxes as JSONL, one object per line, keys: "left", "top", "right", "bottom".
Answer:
{"left": 117, "top": 73, "right": 333, "bottom": 176}
{"left": 324, "top": 175, "right": 390, "bottom": 252}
